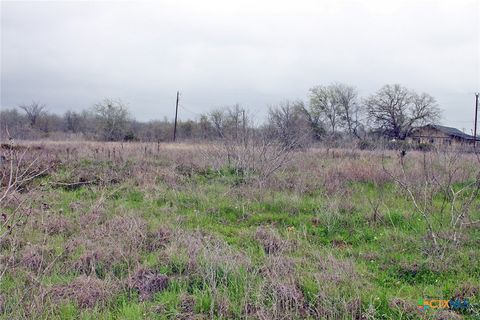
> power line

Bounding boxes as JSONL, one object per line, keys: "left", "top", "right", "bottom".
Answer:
{"left": 179, "top": 104, "right": 202, "bottom": 117}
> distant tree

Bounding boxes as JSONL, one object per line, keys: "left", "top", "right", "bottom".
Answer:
{"left": 180, "top": 120, "right": 195, "bottom": 139}
{"left": 93, "top": 99, "right": 130, "bottom": 141}
{"left": 199, "top": 114, "right": 212, "bottom": 139}
{"left": 208, "top": 105, "right": 248, "bottom": 142}
{"left": 63, "top": 110, "right": 84, "bottom": 133}
{"left": 294, "top": 101, "right": 323, "bottom": 141}
{"left": 140, "top": 118, "right": 171, "bottom": 142}
{"left": 37, "top": 113, "right": 63, "bottom": 134}
{"left": 226, "top": 104, "right": 244, "bottom": 140}
{"left": 267, "top": 100, "right": 310, "bottom": 148}
{"left": 309, "top": 85, "right": 343, "bottom": 135}
{"left": 209, "top": 109, "right": 226, "bottom": 138}
{"left": 18, "top": 102, "right": 46, "bottom": 127}
{"left": 364, "top": 84, "right": 441, "bottom": 140}
{"left": 333, "top": 83, "right": 363, "bottom": 138}
{"left": 0, "top": 108, "right": 28, "bottom": 139}
{"left": 309, "top": 83, "right": 363, "bottom": 138}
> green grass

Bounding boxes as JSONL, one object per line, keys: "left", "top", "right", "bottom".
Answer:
{"left": 1, "top": 159, "right": 479, "bottom": 320}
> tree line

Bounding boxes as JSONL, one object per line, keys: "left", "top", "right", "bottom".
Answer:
{"left": 0, "top": 83, "right": 441, "bottom": 145}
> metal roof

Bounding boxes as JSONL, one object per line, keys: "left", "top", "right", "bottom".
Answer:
{"left": 421, "top": 124, "right": 475, "bottom": 140}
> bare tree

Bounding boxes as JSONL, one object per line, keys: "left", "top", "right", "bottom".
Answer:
{"left": 199, "top": 114, "right": 212, "bottom": 140}
{"left": 208, "top": 105, "right": 248, "bottom": 142}
{"left": 267, "top": 101, "right": 310, "bottom": 148}
{"left": 298, "top": 104, "right": 325, "bottom": 141}
{"left": 309, "top": 85, "right": 342, "bottom": 135}
{"left": 93, "top": 99, "right": 131, "bottom": 141}
{"left": 63, "top": 110, "right": 85, "bottom": 133}
{"left": 333, "top": 83, "right": 363, "bottom": 138}
{"left": 18, "top": 102, "right": 46, "bottom": 127}
{"left": 209, "top": 109, "right": 227, "bottom": 139}
{"left": 0, "top": 109, "right": 28, "bottom": 139}
{"left": 365, "top": 84, "right": 441, "bottom": 140}
{"left": 226, "top": 104, "right": 244, "bottom": 141}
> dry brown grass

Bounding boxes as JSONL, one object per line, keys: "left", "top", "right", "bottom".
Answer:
{"left": 388, "top": 297, "right": 422, "bottom": 317}
{"left": 145, "top": 226, "right": 172, "bottom": 252}
{"left": 259, "top": 255, "right": 307, "bottom": 318}
{"left": 20, "top": 244, "right": 55, "bottom": 274}
{"left": 1, "top": 140, "right": 477, "bottom": 318}
{"left": 42, "top": 214, "right": 74, "bottom": 236}
{"left": 254, "top": 226, "right": 289, "bottom": 255}
{"left": 128, "top": 267, "right": 169, "bottom": 301}
{"left": 48, "top": 275, "right": 116, "bottom": 309}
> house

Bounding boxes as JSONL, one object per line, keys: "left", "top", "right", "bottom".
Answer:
{"left": 408, "top": 124, "right": 477, "bottom": 147}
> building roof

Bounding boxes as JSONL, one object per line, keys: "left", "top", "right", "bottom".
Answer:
{"left": 416, "top": 124, "right": 476, "bottom": 141}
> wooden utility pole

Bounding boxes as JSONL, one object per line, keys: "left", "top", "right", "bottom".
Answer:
{"left": 475, "top": 93, "right": 479, "bottom": 148}
{"left": 173, "top": 91, "right": 179, "bottom": 142}
{"left": 242, "top": 109, "right": 246, "bottom": 147}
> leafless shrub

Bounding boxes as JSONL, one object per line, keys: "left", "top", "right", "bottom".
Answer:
{"left": 49, "top": 275, "right": 115, "bottom": 308}
{"left": 198, "top": 128, "right": 298, "bottom": 187}
{"left": 128, "top": 267, "right": 169, "bottom": 301}
{"left": 254, "top": 226, "right": 288, "bottom": 255}
{"left": 384, "top": 149, "right": 480, "bottom": 259}
{"left": 0, "top": 138, "right": 56, "bottom": 282}
{"left": 0, "top": 142, "right": 55, "bottom": 195}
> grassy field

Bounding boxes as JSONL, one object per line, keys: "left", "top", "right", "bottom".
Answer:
{"left": 0, "top": 141, "right": 479, "bottom": 319}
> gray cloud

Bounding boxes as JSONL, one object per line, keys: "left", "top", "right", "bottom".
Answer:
{"left": 1, "top": 0, "right": 479, "bottom": 132}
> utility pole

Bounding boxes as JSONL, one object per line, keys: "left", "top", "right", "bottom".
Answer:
{"left": 475, "top": 93, "right": 479, "bottom": 148}
{"left": 173, "top": 91, "right": 179, "bottom": 142}
{"left": 242, "top": 109, "right": 246, "bottom": 147}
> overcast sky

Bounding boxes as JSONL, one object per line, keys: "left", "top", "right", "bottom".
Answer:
{"left": 1, "top": 0, "right": 479, "bottom": 132}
